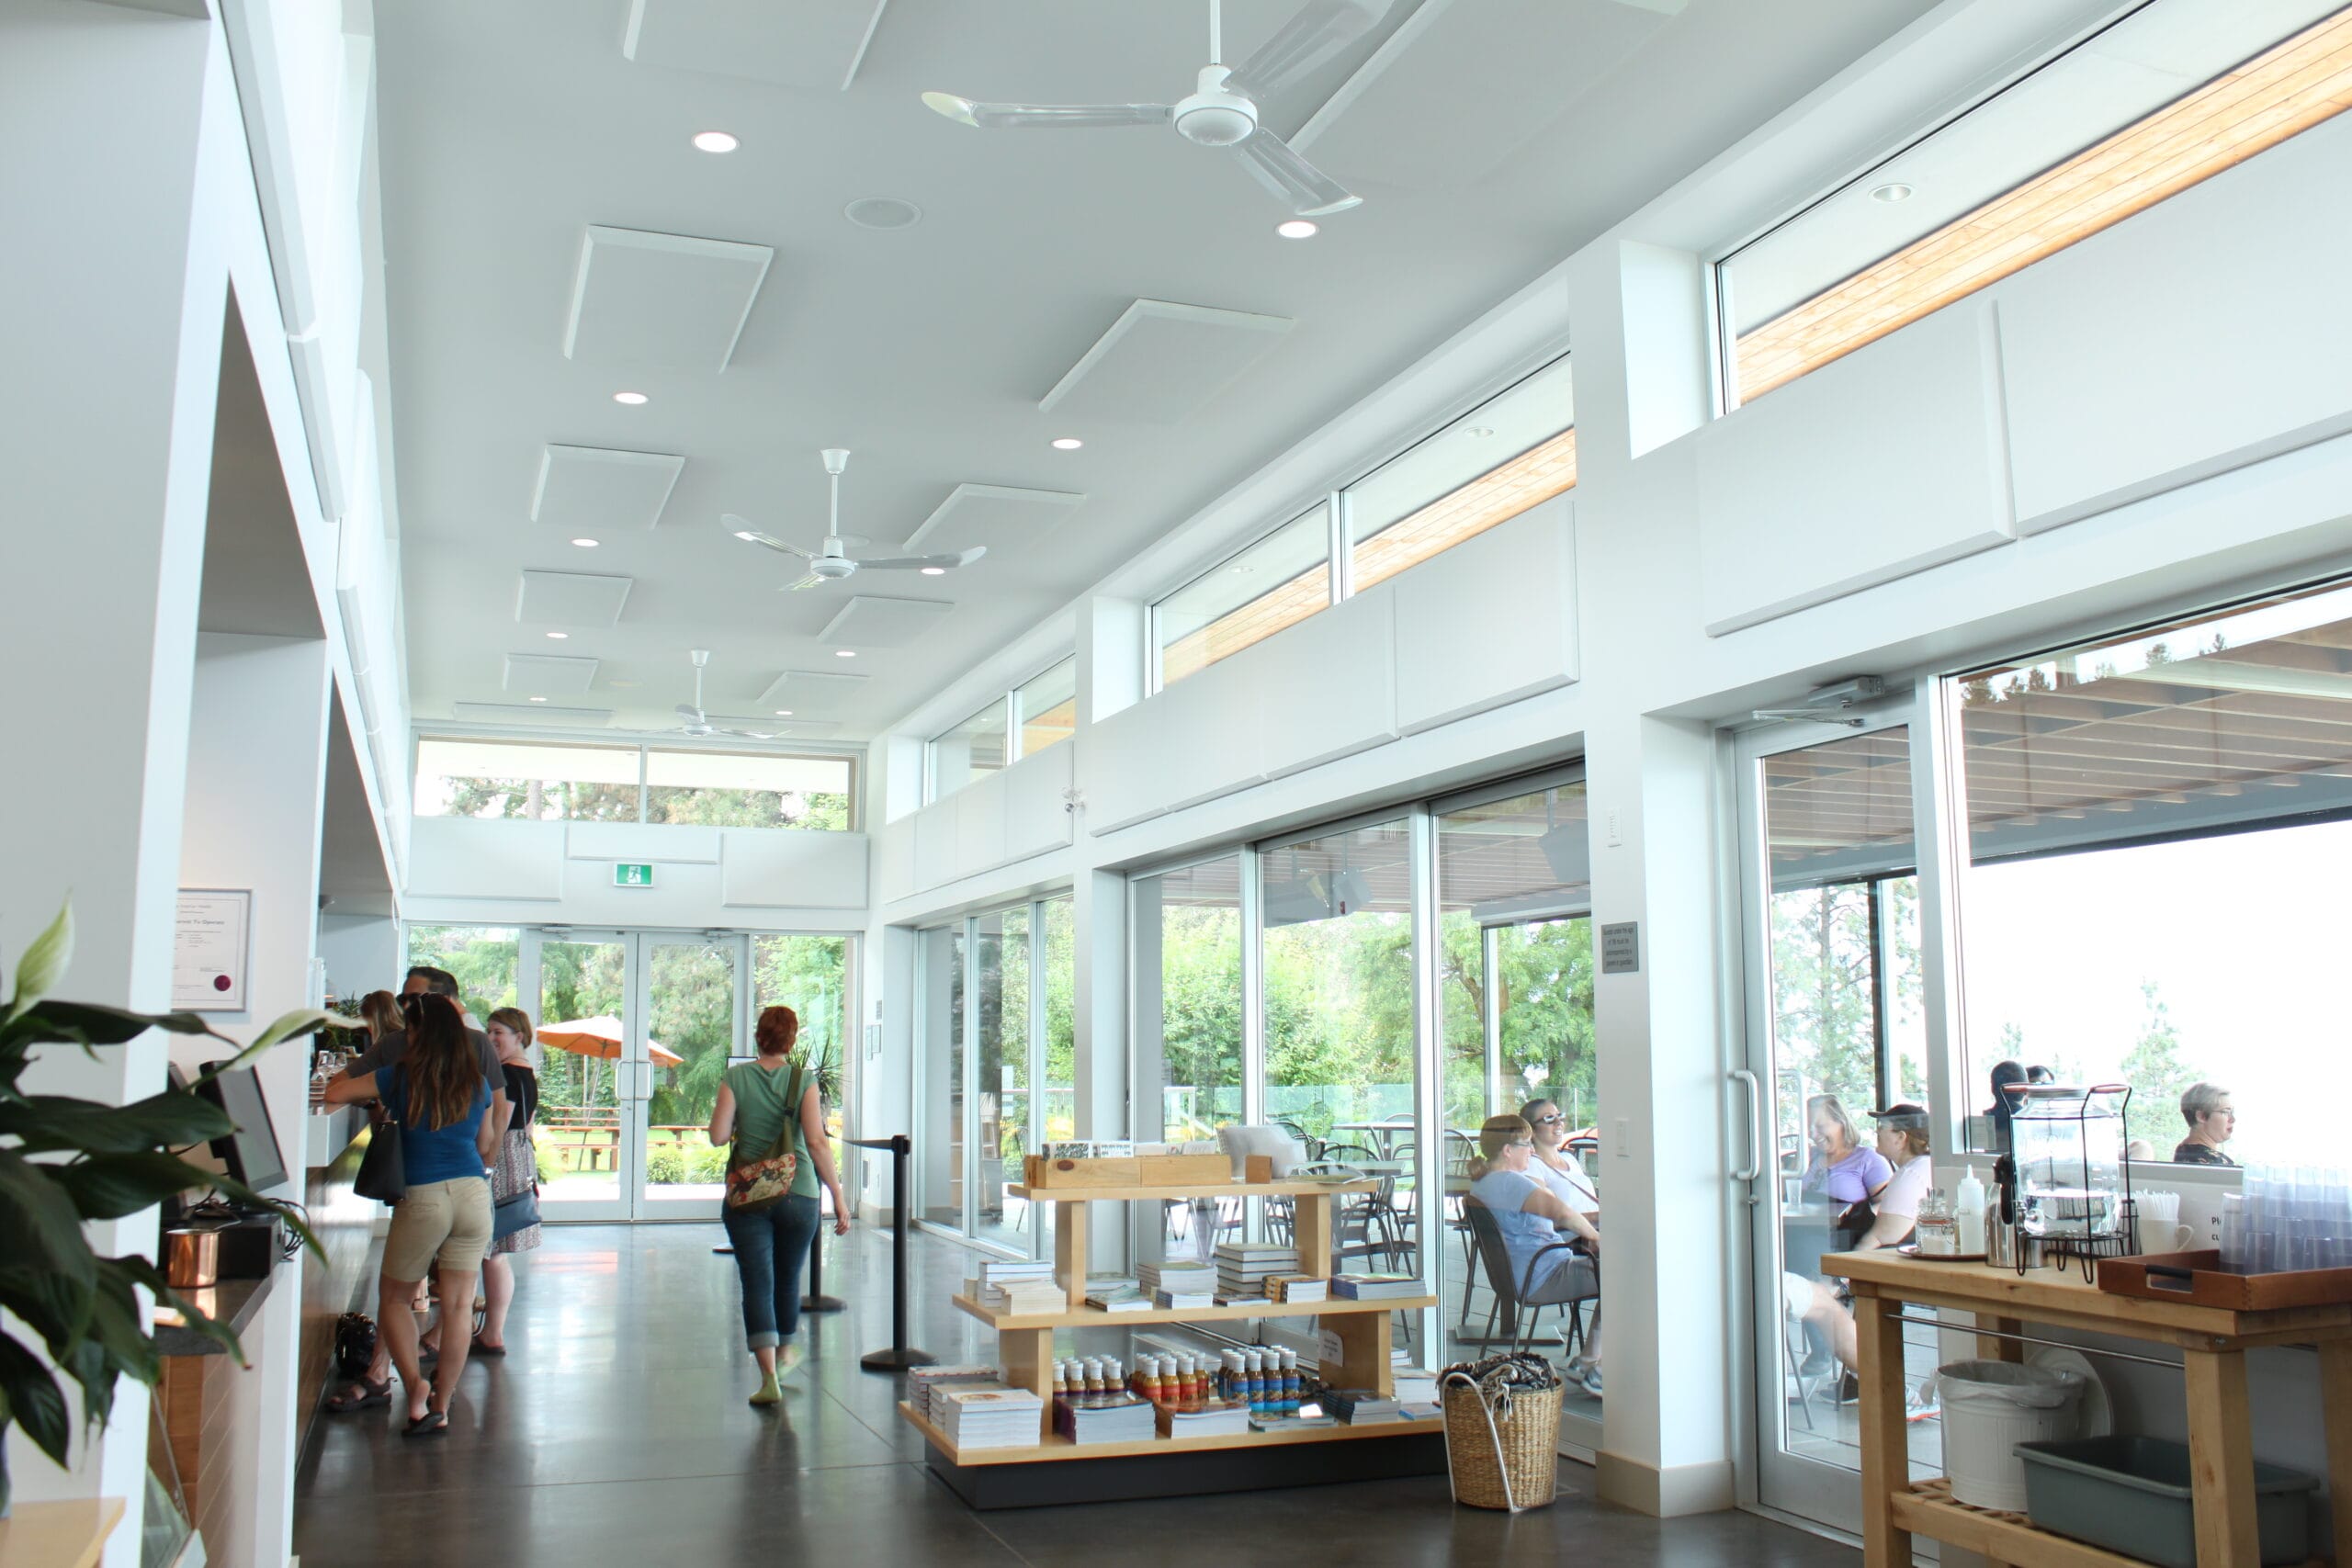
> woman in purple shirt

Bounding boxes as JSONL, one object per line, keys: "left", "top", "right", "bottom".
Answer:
{"left": 1801, "top": 1095, "right": 1892, "bottom": 1242}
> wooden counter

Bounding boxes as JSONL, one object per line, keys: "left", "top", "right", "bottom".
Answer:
{"left": 296, "top": 1112, "right": 378, "bottom": 1443}
{"left": 1825, "top": 1251, "right": 2352, "bottom": 1568}
{"left": 0, "top": 1498, "right": 125, "bottom": 1568}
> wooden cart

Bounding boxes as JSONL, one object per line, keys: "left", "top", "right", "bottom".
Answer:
{"left": 1824, "top": 1251, "right": 2352, "bottom": 1568}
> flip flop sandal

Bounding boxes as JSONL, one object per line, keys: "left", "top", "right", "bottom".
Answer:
{"left": 325, "top": 1377, "right": 392, "bottom": 1413}
{"left": 471, "top": 1337, "right": 507, "bottom": 1357}
{"left": 402, "top": 1407, "right": 451, "bottom": 1438}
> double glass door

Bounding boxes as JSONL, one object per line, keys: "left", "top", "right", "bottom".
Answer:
{"left": 523, "top": 929, "right": 745, "bottom": 1223}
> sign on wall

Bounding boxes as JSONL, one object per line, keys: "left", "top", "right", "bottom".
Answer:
{"left": 1600, "top": 920, "right": 1640, "bottom": 975}
{"left": 173, "top": 889, "right": 252, "bottom": 1011}
{"left": 613, "top": 863, "right": 656, "bottom": 887}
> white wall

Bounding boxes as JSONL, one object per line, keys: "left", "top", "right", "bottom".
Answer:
{"left": 318, "top": 911, "right": 400, "bottom": 999}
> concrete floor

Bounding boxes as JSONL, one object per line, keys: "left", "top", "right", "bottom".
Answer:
{"left": 294, "top": 1222, "right": 1858, "bottom": 1567}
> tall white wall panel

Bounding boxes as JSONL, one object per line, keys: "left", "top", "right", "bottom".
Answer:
{"left": 1694, "top": 300, "right": 2015, "bottom": 635}
{"left": 952, "top": 767, "right": 1010, "bottom": 882}
{"left": 1252, "top": 584, "right": 1399, "bottom": 779}
{"left": 409, "top": 817, "right": 565, "bottom": 900}
{"left": 565, "top": 820, "right": 719, "bottom": 863}
{"left": 876, "top": 816, "right": 917, "bottom": 903}
{"left": 1394, "top": 497, "right": 1578, "bottom": 733}
{"left": 1082, "top": 698, "right": 1174, "bottom": 833}
{"left": 912, "top": 797, "right": 959, "bottom": 889}
{"left": 1998, "top": 112, "right": 2352, "bottom": 535}
{"left": 719, "top": 829, "right": 867, "bottom": 908}
{"left": 1003, "top": 741, "right": 1076, "bottom": 863}
{"left": 1159, "top": 648, "right": 1270, "bottom": 811}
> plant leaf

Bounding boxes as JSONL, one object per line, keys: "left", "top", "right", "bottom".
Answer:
{"left": 0, "top": 1268, "right": 97, "bottom": 1361}
{"left": 206, "top": 1174, "right": 322, "bottom": 1261}
{"left": 107, "top": 1256, "right": 244, "bottom": 1361}
{"left": 0, "top": 1332, "right": 71, "bottom": 1465}
{"left": 0, "top": 998, "right": 220, "bottom": 1053}
{"left": 185, "top": 1010, "right": 334, "bottom": 1086}
{"left": 0, "top": 1148, "right": 99, "bottom": 1299}
{"left": 6, "top": 903, "right": 73, "bottom": 1023}
{"left": 0, "top": 1090, "right": 232, "bottom": 1156}
{"left": 47, "top": 1151, "right": 219, "bottom": 1221}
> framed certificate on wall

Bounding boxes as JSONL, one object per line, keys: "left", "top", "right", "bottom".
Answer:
{"left": 173, "top": 889, "right": 252, "bottom": 1011}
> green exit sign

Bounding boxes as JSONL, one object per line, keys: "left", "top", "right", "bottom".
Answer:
{"left": 613, "top": 863, "right": 656, "bottom": 888}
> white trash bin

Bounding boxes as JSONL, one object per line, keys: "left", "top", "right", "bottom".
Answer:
{"left": 1937, "top": 1359, "right": 2086, "bottom": 1511}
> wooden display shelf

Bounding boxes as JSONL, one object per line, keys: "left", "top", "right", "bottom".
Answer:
{"left": 1007, "top": 1179, "right": 1374, "bottom": 1201}
{"left": 0, "top": 1497, "right": 126, "bottom": 1568}
{"left": 1889, "top": 1479, "right": 2324, "bottom": 1568}
{"left": 953, "top": 1291, "right": 1437, "bottom": 1330}
{"left": 898, "top": 1400, "right": 1442, "bottom": 1465}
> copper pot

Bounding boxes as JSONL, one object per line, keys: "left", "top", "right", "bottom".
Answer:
{"left": 164, "top": 1226, "right": 220, "bottom": 1289}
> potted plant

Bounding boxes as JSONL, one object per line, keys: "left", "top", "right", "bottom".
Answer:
{"left": 0, "top": 903, "right": 322, "bottom": 1514}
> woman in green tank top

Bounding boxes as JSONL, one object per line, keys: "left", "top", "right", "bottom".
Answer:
{"left": 707, "top": 1005, "right": 852, "bottom": 1405}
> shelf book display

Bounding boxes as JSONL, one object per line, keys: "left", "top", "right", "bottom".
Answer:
{"left": 898, "top": 1172, "right": 1448, "bottom": 1509}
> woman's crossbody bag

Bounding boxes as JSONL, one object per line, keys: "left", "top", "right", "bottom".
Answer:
{"left": 724, "top": 1063, "right": 803, "bottom": 1213}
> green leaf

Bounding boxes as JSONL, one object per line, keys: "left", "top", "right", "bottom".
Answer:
{"left": 0, "top": 1148, "right": 98, "bottom": 1300}
{"left": 6, "top": 903, "right": 74, "bottom": 1023}
{"left": 47, "top": 1151, "right": 217, "bottom": 1221}
{"left": 0, "top": 1268, "right": 97, "bottom": 1361}
{"left": 0, "top": 1090, "right": 232, "bottom": 1156}
{"left": 185, "top": 1010, "right": 333, "bottom": 1087}
{"left": 107, "top": 1256, "right": 243, "bottom": 1362}
{"left": 0, "top": 998, "right": 220, "bottom": 1054}
{"left": 206, "top": 1175, "right": 322, "bottom": 1261}
{"left": 0, "top": 1333, "right": 71, "bottom": 1465}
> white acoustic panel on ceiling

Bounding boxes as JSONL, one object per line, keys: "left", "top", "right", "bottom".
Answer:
{"left": 502, "top": 653, "right": 600, "bottom": 694}
{"left": 623, "top": 0, "right": 889, "bottom": 91}
{"left": 452, "top": 701, "right": 614, "bottom": 727}
{"left": 531, "top": 445, "right": 684, "bottom": 532}
{"left": 1294, "top": 0, "right": 1684, "bottom": 188}
{"left": 902, "top": 483, "right": 1087, "bottom": 553}
{"left": 817, "top": 595, "right": 951, "bottom": 647}
{"left": 516, "top": 570, "right": 633, "bottom": 626}
{"left": 755, "top": 669, "right": 868, "bottom": 710}
{"left": 563, "top": 225, "right": 774, "bottom": 372}
{"left": 1039, "top": 299, "right": 1295, "bottom": 423}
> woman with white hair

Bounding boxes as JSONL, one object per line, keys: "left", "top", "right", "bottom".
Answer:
{"left": 2174, "top": 1082, "right": 2237, "bottom": 1166}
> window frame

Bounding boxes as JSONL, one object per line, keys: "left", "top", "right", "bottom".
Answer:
{"left": 1148, "top": 500, "right": 1339, "bottom": 696}
{"left": 413, "top": 731, "right": 861, "bottom": 830}
{"left": 923, "top": 650, "right": 1082, "bottom": 805}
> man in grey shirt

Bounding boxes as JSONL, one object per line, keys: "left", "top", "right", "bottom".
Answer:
{"left": 334, "top": 966, "right": 508, "bottom": 1136}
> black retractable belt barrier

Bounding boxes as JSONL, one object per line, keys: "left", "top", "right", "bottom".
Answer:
{"left": 802, "top": 1219, "right": 845, "bottom": 1312}
{"left": 851, "top": 1134, "right": 933, "bottom": 1371}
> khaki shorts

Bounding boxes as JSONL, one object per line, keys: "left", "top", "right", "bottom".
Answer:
{"left": 383, "top": 1176, "right": 493, "bottom": 1280}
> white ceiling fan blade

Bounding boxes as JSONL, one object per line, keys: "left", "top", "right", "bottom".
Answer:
{"left": 717, "top": 728, "right": 779, "bottom": 740}
{"left": 781, "top": 572, "right": 825, "bottom": 592}
{"left": 1224, "top": 0, "right": 1383, "bottom": 100}
{"left": 853, "top": 546, "right": 988, "bottom": 571}
{"left": 724, "top": 517, "right": 815, "bottom": 558}
{"left": 923, "top": 92, "right": 1172, "bottom": 130}
{"left": 674, "top": 704, "right": 706, "bottom": 722}
{"left": 1234, "top": 130, "right": 1362, "bottom": 216}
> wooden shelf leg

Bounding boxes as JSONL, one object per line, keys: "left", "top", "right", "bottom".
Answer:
{"left": 1974, "top": 1314, "right": 2023, "bottom": 1363}
{"left": 1855, "top": 1290, "right": 1910, "bottom": 1568}
{"left": 2318, "top": 1341, "right": 2352, "bottom": 1568}
{"left": 1325, "top": 1303, "right": 1395, "bottom": 1394}
{"left": 2182, "top": 1347, "right": 2259, "bottom": 1568}
{"left": 1294, "top": 1191, "right": 1332, "bottom": 1279}
{"left": 1001, "top": 1325, "right": 1055, "bottom": 1443}
{"left": 1056, "top": 1200, "right": 1089, "bottom": 1312}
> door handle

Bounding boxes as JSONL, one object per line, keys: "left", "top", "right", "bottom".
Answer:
{"left": 1730, "top": 1069, "right": 1762, "bottom": 1199}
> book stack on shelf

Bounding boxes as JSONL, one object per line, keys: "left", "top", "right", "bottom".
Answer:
{"left": 1081, "top": 1275, "right": 1153, "bottom": 1313}
{"left": 1263, "top": 1273, "right": 1327, "bottom": 1303}
{"left": 1054, "top": 1391, "right": 1158, "bottom": 1445}
{"left": 1214, "top": 1242, "right": 1299, "bottom": 1302}
{"left": 1330, "top": 1272, "right": 1420, "bottom": 1301}
{"left": 907, "top": 1364, "right": 1003, "bottom": 1423}
{"left": 936, "top": 1384, "right": 1046, "bottom": 1450}
{"left": 1391, "top": 1367, "right": 1442, "bottom": 1419}
{"left": 969, "top": 1259, "right": 1062, "bottom": 1314}
{"left": 1158, "top": 1397, "right": 1252, "bottom": 1438}
{"left": 1137, "top": 1259, "right": 1216, "bottom": 1308}
{"left": 1323, "top": 1388, "right": 1404, "bottom": 1426}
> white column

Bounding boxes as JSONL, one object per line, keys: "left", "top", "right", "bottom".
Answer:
{"left": 1069, "top": 867, "right": 1129, "bottom": 1262}
{"left": 0, "top": 6, "right": 220, "bottom": 1555}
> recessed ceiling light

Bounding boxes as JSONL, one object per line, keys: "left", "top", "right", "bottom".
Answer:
{"left": 571, "top": 537, "right": 599, "bottom": 548}
{"left": 1051, "top": 437, "right": 1083, "bottom": 450}
{"left": 921, "top": 566, "right": 946, "bottom": 575}
{"left": 774, "top": 709, "right": 794, "bottom": 716}
{"left": 528, "top": 696, "right": 548, "bottom": 703}
{"left": 1871, "top": 182, "right": 1915, "bottom": 203}
{"left": 843, "top": 196, "right": 923, "bottom": 230}
{"left": 613, "top": 390, "right": 649, "bottom": 405}
{"left": 834, "top": 649, "right": 856, "bottom": 659}
{"left": 1467, "top": 426, "right": 1495, "bottom": 438}
{"left": 693, "top": 130, "right": 740, "bottom": 153}
{"left": 546, "top": 631, "right": 569, "bottom": 639}
{"left": 1276, "top": 219, "right": 1318, "bottom": 239}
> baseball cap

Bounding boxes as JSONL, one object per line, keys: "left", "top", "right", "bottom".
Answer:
{"left": 1870, "top": 1101, "right": 1929, "bottom": 1129}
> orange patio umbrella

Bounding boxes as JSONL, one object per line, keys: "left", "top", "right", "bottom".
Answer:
{"left": 537, "top": 1015, "right": 684, "bottom": 1067}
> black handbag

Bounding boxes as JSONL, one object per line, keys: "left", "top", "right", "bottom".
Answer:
{"left": 492, "top": 1184, "right": 540, "bottom": 1241}
{"left": 354, "top": 1105, "right": 406, "bottom": 1203}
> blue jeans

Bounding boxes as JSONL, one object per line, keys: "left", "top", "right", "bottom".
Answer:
{"left": 722, "top": 1194, "right": 820, "bottom": 1349}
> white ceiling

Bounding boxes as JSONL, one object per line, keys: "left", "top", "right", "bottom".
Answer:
{"left": 377, "top": 0, "right": 1936, "bottom": 743}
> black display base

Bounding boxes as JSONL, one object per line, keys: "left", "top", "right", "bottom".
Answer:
{"left": 922, "top": 1430, "right": 1448, "bottom": 1510}
{"left": 800, "top": 1294, "right": 846, "bottom": 1313}
{"left": 861, "top": 1347, "right": 938, "bottom": 1371}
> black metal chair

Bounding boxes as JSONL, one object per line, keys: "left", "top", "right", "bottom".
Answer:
{"left": 1462, "top": 1198, "right": 1600, "bottom": 1359}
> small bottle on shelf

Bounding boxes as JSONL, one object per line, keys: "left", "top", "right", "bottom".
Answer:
{"left": 1280, "top": 1348, "right": 1300, "bottom": 1413}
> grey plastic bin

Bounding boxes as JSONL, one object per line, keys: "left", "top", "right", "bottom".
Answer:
{"left": 2015, "top": 1436, "right": 2317, "bottom": 1568}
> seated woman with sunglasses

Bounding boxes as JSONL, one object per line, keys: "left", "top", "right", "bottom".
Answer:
{"left": 1468, "top": 1114, "right": 1604, "bottom": 1398}
{"left": 1518, "top": 1098, "right": 1599, "bottom": 1219}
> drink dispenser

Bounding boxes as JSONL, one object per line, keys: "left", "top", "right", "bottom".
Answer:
{"left": 2009, "top": 1083, "right": 2134, "bottom": 1278}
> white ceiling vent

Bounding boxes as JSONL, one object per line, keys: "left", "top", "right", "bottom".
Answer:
{"left": 902, "top": 483, "right": 1087, "bottom": 553}
{"left": 816, "top": 595, "right": 952, "bottom": 647}
{"left": 755, "top": 670, "right": 869, "bottom": 710}
{"left": 1039, "top": 299, "right": 1295, "bottom": 423}
{"left": 531, "top": 445, "right": 684, "bottom": 531}
{"left": 562, "top": 226, "right": 774, "bottom": 372}
{"left": 622, "top": 0, "right": 889, "bottom": 92}
{"left": 502, "top": 652, "right": 601, "bottom": 694}
{"left": 453, "top": 701, "right": 615, "bottom": 727}
{"left": 516, "top": 570, "right": 635, "bottom": 626}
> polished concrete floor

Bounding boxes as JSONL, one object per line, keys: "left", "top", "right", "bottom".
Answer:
{"left": 293, "top": 1221, "right": 1858, "bottom": 1566}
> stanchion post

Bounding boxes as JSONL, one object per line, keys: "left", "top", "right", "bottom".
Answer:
{"left": 803, "top": 1213, "right": 844, "bottom": 1313}
{"left": 855, "top": 1134, "right": 933, "bottom": 1371}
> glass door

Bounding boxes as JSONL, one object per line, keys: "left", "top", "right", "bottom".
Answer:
{"left": 637, "top": 932, "right": 747, "bottom": 1220}
{"left": 1736, "top": 713, "right": 1944, "bottom": 1530}
{"left": 529, "top": 931, "right": 636, "bottom": 1223}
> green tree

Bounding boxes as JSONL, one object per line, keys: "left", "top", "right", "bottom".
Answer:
{"left": 2120, "top": 980, "right": 2198, "bottom": 1152}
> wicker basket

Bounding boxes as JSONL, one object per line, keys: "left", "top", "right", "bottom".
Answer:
{"left": 1441, "top": 1354, "right": 1563, "bottom": 1512}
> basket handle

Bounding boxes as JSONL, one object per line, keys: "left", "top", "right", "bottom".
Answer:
{"left": 1442, "top": 1368, "right": 1522, "bottom": 1513}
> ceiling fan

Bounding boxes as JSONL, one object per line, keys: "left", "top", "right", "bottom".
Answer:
{"left": 622, "top": 649, "right": 781, "bottom": 740}
{"left": 725, "top": 448, "right": 984, "bottom": 592}
{"left": 922, "top": 0, "right": 1381, "bottom": 218}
